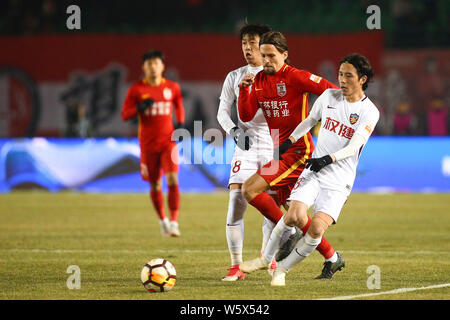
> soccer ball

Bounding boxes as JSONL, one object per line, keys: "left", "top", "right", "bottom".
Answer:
{"left": 141, "top": 258, "right": 177, "bottom": 292}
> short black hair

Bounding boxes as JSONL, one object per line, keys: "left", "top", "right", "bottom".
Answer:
{"left": 239, "top": 23, "right": 272, "bottom": 40}
{"left": 340, "top": 53, "right": 374, "bottom": 90}
{"left": 142, "top": 50, "right": 164, "bottom": 63}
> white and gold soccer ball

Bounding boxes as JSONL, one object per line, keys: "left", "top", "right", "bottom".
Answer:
{"left": 141, "top": 258, "right": 177, "bottom": 292}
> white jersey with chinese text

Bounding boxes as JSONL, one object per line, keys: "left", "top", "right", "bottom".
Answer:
{"left": 303, "top": 88, "right": 380, "bottom": 191}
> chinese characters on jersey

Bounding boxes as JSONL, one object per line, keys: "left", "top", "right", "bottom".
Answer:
{"left": 259, "top": 100, "right": 290, "bottom": 118}
{"left": 323, "top": 117, "right": 355, "bottom": 139}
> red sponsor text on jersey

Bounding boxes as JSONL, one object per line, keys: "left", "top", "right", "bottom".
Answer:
{"left": 323, "top": 117, "right": 355, "bottom": 139}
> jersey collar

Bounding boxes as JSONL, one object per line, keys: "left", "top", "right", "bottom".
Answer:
{"left": 142, "top": 77, "right": 166, "bottom": 86}
{"left": 275, "top": 63, "right": 288, "bottom": 75}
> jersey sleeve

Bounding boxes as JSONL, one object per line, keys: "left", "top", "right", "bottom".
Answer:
{"left": 121, "top": 84, "right": 139, "bottom": 121}
{"left": 309, "top": 89, "right": 329, "bottom": 121}
{"left": 238, "top": 84, "right": 259, "bottom": 122}
{"left": 217, "top": 72, "right": 237, "bottom": 133}
{"left": 172, "top": 82, "right": 185, "bottom": 123}
{"left": 219, "top": 71, "right": 236, "bottom": 104}
{"left": 290, "top": 90, "right": 328, "bottom": 142}
{"left": 291, "top": 69, "right": 338, "bottom": 96}
{"left": 354, "top": 106, "right": 380, "bottom": 142}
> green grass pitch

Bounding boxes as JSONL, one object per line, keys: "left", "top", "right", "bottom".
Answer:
{"left": 0, "top": 192, "right": 449, "bottom": 300}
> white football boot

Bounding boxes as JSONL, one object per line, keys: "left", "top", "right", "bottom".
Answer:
{"left": 168, "top": 221, "right": 181, "bottom": 237}
{"left": 239, "top": 257, "right": 269, "bottom": 274}
{"left": 159, "top": 218, "right": 170, "bottom": 237}
{"left": 271, "top": 267, "right": 287, "bottom": 286}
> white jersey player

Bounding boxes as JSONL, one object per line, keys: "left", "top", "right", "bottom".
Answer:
{"left": 217, "top": 24, "right": 282, "bottom": 281}
{"left": 241, "top": 54, "right": 379, "bottom": 286}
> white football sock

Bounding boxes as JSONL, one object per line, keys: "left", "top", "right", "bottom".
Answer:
{"left": 280, "top": 233, "right": 322, "bottom": 271}
{"left": 261, "top": 218, "right": 275, "bottom": 254}
{"left": 325, "top": 252, "right": 338, "bottom": 263}
{"left": 262, "top": 217, "right": 293, "bottom": 263}
{"left": 226, "top": 189, "right": 247, "bottom": 266}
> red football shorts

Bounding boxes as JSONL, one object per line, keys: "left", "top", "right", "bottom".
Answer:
{"left": 257, "top": 150, "right": 309, "bottom": 206}
{"left": 140, "top": 142, "right": 179, "bottom": 182}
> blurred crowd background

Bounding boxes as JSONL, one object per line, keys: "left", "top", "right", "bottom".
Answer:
{"left": 0, "top": 0, "right": 448, "bottom": 138}
{"left": 1, "top": 0, "right": 448, "bottom": 48}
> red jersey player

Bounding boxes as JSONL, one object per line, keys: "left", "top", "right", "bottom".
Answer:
{"left": 238, "top": 31, "right": 345, "bottom": 279}
{"left": 122, "top": 50, "right": 185, "bottom": 237}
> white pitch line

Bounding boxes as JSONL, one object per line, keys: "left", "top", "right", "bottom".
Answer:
{"left": 315, "top": 283, "right": 450, "bottom": 300}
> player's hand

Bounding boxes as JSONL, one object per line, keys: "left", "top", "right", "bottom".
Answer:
{"left": 274, "top": 139, "right": 293, "bottom": 160}
{"left": 230, "top": 126, "right": 253, "bottom": 151}
{"left": 239, "top": 73, "right": 255, "bottom": 88}
{"left": 305, "top": 155, "right": 333, "bottom": 172}
{"left": 136, "top": 99, "right": 155, "bottom": 112}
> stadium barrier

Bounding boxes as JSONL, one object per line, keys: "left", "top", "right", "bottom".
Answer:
{"left": 0, "top": 137, "right": 448, "bottom": 193}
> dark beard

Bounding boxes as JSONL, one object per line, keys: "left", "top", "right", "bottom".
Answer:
{"left": 264, "top": 67, "right": 275, "bottom": 75}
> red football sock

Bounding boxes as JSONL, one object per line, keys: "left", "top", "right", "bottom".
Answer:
{"left": 300, "top": 216, "right": 335, "bottom": 260}
{"left": 248, "top": 193, "right": 284, "bottom": 224}
{"left": 168, "top": 185, "right": 180, "bottom": 222}
{"left": 150, "top": 190, "right": 165, "bottom": 220}
{"left": 316, "top": 237, "right": 335, "bottom": 260}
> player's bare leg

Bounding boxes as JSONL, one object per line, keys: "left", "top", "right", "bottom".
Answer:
{"left": 150, "top": 179, "right": 170, "bottom": 236}
{"left": 166, "top": 172, "right": 180, "bottom": 237}
{"left": 241, "top": 173, "right": 269, "bottom": 202}
{"left": 222, "top": 183, "right": 246, "bottom": 281}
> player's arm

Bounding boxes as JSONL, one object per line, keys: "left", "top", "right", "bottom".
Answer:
{"left": 173, "top": 82, "right": 185, "bottom": 128}
{"left": 305, "top": 133, "right": 367, "bottom": 173}
{"left": 332, "top": 110, "right": 380, "bottom": 161}
{"left": 306, "top": 108, "right": 380, "bottom": 173}
{"left": 274, "top": 90, "right": 325, "bottom": 160}
{"left": 237, "top": 74, "right": 259, "bottom": 122}
{"left": 217, "top": 72, "right": 237, "bottom": 134}
{"left": 292, "top": 69, "right": 338, "bottom": 96}
{"left": 121, "top": 85, "right": 155, "bottom": 121}
{"left": 217, "top": 74, "right": 252, "bottom": 150}
{"left": 121, "top": 86, "right": 139, "bottom": 121}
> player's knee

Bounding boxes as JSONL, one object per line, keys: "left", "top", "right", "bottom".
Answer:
{"left": 308, "top": 216, "right": 328, "bottom": 238}
{"left": 241, "top": 181, "right": 254, "bottom": 202}
{"left": 150, "top": 180, "right": 162, "bottom": 191}
{"left": 284, "top": 210, "right": 304, "bottom": 228}
{"left": 166, "top": 173, "right": 178, "bottom": 186}
{"left": 284, "top": 203, "right": 308, "bottom": 227}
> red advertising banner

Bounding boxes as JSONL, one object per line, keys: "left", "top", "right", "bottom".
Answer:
{"left": 0, "top": 32, "right": 384, "bottom": 137}
{"left": 0, "top": 32, "right": 383, "bottom": 82}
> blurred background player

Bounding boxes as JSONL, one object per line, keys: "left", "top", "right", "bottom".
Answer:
{"left": 121, "top": 50, "right": 185, "bottom": 237}
{"left": 217, "top": 23, "right": 282, "bottom": 281}
{"left": 270, "top": 53, "right": 379, "bottom": 286}
{"left": 238, "top": 31, "right": 344, "bottom": 279}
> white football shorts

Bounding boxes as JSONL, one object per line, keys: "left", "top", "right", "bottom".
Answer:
{"left": 228, "top": 153, "right": 273, "bottom": 187}
{"left": 288, "top": 175, "right": 350, "bottom": 223}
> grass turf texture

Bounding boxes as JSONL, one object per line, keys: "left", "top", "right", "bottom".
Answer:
{"left": 0, "top": 192, "right": 449, "bottom": 300}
